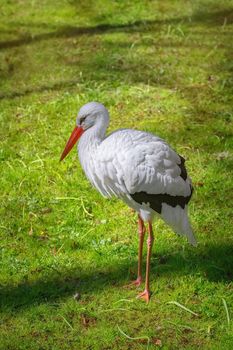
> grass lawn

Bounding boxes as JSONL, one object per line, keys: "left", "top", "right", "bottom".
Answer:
{"left": 0, "top": 0, "right": 233, "bottom": 349}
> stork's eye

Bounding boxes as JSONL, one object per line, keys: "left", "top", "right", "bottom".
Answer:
{"left": 79, "top": 116, "right": 86, "bottom": 125}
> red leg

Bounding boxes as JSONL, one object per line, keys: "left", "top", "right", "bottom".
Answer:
{"left": 133, "top": 215, "right": 145, "bottom": 286}
{"left": 124, "top": 215, "right": 145, "bottom": 288}
{"left": 137, "top": 221, "right": 154, "bottom": 303}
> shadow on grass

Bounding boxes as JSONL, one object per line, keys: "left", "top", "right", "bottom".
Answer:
{"left": 1, "top": 242, "right": 232, "bottom": 312}
{"left": 0, "top": 6, "right": 232, "bottom": 102}
{"left": 0, "top": 79, "right": 81, "bottom": 100}
{"left": 0, "top": 8, "right": 232, "bottom": 50}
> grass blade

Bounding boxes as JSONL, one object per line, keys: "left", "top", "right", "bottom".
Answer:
{"left": 59, "top": 315, "right": 74, "bottom": 330}
{"left": 222, "top": 298, "right": 230, "bottom": 325}
{"left": 166, "top": 320, "right": 196, "bottom": 332}
{"left": 167, "top": 301, "right": 199, "bottom": 317}
{"left": 117, "top": 326, "right": 150, "bottom": 350}
{"left": 113, "top": 299, "right": 134, "bottom": 304}
{"left": 54, "top": 197, "right": 80, "bottom": 200}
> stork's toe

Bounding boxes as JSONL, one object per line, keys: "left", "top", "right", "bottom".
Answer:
{"left": 137, "top": 289, "right": 151, "bottom": 303}
{"left": 124, "top": 277, "right": 142, "bottom": 289}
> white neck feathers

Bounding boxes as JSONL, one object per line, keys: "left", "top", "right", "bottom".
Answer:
{"left": 77, "top": 115, "right": 108, "bottom": 186}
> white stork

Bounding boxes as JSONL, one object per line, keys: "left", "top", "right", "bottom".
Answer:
{"left": 60, "top": 102, "right": 196, "bottom": 302}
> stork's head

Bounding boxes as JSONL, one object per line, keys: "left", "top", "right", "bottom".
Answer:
{"left": 60, "top": 102, "right": 109, "bottom": 161}
{"left": 77, "top": 101, "right": 109, "bottom": 130}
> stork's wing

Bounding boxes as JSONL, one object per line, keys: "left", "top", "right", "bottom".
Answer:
{"left": 95, "top": 129, "right": 192, "bottom": 200}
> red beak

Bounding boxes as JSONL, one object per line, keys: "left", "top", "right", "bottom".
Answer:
{"left": 60, "top": 126, "right": 84, "bottom": 161}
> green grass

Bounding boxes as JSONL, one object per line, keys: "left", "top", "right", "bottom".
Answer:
{"left": 0, "top": 0, "right": 233, "bottom": 349}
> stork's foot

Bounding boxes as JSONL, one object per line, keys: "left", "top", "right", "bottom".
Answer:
{"left": 131, "top": 277, "right": 142, "bottom": 287}
{"left": 137, "top": 289, "right": 151, "bottom": 303}
{"left": 124, "top": 277, "right": 142, "bottom": 289}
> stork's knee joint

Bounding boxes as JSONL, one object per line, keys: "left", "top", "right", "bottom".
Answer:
{"left": 147, "top": 236, "right": 154, "bottom": 247}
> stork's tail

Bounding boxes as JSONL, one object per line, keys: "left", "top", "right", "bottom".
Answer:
{"left": 161, "top": 204, "right": 197, "bottom": 246}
